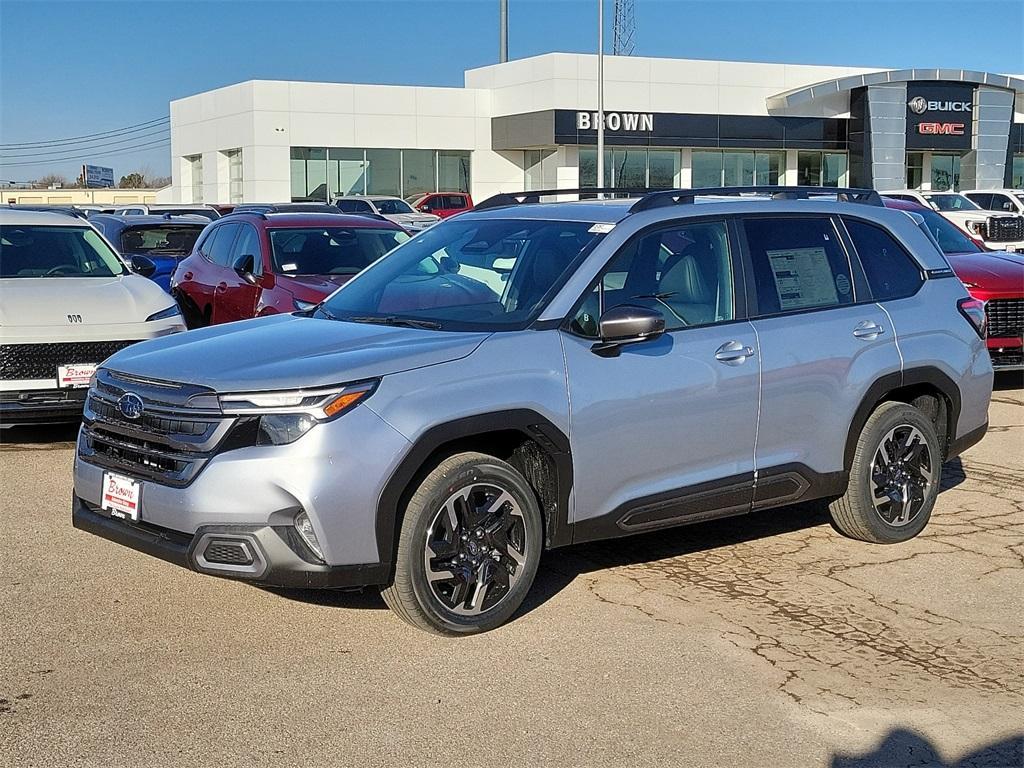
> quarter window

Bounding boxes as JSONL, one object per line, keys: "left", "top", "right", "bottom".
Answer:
{"left": 204, "top": 223, "right": 241, "bottom": 267}
{"left": 843, "top": 219, "right": 922, "bottom": 301}
{"left": 571, "top": 221, "right": 734, "bottom": 337}
{"left": 743, "top": 216, "right": 854, "bottom": 316}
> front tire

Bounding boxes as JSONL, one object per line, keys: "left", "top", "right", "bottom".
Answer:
{"left": 382, "top": 452, "right": 543, "bottom": 636}
{"left": 830, "top": 402, "right": 941, "bottom": 543}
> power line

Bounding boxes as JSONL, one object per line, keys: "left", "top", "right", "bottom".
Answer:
{"left": 0, "top": 126, "right": 170, "bottom": 158}
{"left": 0, "top": 138, "right": 171, "bottom": 167}
{"left": 0, "top": 117, "right": 169, "bottom": 149}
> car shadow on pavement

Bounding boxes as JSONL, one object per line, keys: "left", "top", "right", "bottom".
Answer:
{"left": 993, "top": 371, "right": 1023, "bottom": 392}
{"left": 830, "top": 728, "right": 1023, "bottom": 767}
{"left": 0, "top": 422, "right": 79, "bottom": 449}
{"left": 265, "top": 456, "right": 974, "bottom": 620}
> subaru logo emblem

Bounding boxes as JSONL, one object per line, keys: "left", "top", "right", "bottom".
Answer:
{"left": 117, "top": 392, "right": 144, "bottom": 420}
{"left": 908, "top": 96, "right": 928, "bottom": 115}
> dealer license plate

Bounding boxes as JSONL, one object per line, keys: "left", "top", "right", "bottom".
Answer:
{"left": 57, "top": 363, "right": 97, "bottom": 389}
{"left": 101, "top": 472, "right": 141, "bottom": 521}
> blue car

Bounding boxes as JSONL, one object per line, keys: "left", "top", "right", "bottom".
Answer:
{"left": 90, "top": 214, "right": 208, "bottom": 292}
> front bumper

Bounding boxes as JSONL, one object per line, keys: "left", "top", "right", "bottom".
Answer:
{"left": 72, "top": 494, "right": 388, "bottom": 588}
{"left": 0, "top": 388, "right": 88, "bottom": 425}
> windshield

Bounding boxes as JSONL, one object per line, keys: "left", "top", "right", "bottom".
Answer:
{"left": 372, "top": 199, "right": 415, "bottom": 215}
{"left": 318, "top": 217, "right": 604, "bottom": 331}
{"left": 120, "top": 225, "right": 202, "bottom": 255}
{"left": 924, "top": 194, "right": 980, "bottom": 211}
{"left": 0, "top": 225, "right": 126, "bottom": 278}
{"left": 913, "top": 207, "right": 983, "bottom": 255}
{"left": 269, "top": 227, "right": 409, "bottom": 276}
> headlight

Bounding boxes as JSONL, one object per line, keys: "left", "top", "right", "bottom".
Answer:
{"left": 218, "top": 380, "right": 378, "bottom": 446}
{"left": 146, "top": 305, "right": 182, "bottom": 322}
{"left": 293, "top": 298, "right": 317, "bottom": 312}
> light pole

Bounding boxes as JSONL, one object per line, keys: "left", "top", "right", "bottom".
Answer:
{"left": 596, "top": 0, "right": 605, "bottom": 194}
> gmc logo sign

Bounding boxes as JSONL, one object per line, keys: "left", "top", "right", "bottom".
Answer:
{"left": 918, "top": 122, "right": 965, "bottom": 136}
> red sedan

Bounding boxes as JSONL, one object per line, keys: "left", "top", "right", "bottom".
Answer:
{"left": 171, "top": 212, "right": 409, "bottom": 327}
{"left": 885, "top": 197, "right": 1024, "bottom": 371}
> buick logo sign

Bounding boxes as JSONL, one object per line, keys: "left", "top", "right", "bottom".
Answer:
{"left": 908, "top": 96, "right": 972, "bottom": 115}
{"left": 908, "top": 96, "right": 928, "bottom": 115}
{"left": 117, "top": 392, "right": 144, "bottom": 420}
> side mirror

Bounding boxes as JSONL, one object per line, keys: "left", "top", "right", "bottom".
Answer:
{"left": 130, "top": 254, "right": 156, "bottom": 277}
{"left": 419, "top": 204, "right": 431, "bottom": 213}
{"left": 593, "top": 305, "right": 665, "bottom": 355}
{"left": 232, "top": 253, "right": 258, "bottom": 285}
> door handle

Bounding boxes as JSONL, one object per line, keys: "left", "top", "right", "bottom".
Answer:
{"left": 215, "top": 282, "right": 228, "bottom": 293}
{"left": 715, "top": 340, "right": 755, "bottom": 364}
{"left": 853, "top": 320, "right": 885, "bottom": 340}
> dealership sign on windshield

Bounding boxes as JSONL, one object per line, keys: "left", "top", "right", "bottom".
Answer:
{"left": 576, "top": 111, "right": 654, "bottom": 132}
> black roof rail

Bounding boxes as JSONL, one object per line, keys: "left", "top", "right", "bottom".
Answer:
{"left": 628, "top": 186, "right": 884, "bottom": 212}
{"left": 3, "top": 204, "right": 88, "bottom": 219}
{"left": 474, "top": 187, "right": 652, "bottom": 211}
{"left": 222, "top": 209, "right": 268, "bottom": 220}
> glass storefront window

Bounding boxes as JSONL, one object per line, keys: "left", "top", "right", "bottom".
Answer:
{"left": 524, "top": 149, "right": 556, "bottom": 190}
{"left": 438, "top": 150, "right": 471, "bottom": 193}
{"left": 1013, "top": 155, "right": 1024, "bottom": 189}
{"left": 612, "top": 149, "right": 646, "bottom": 188}
{"left": 403, "top": 149, "right": 436, "bottom": 199}
{"left": 931, "top": 154, "right": 961, "bottom": 192}
{"left": 578, "top": 148, "right": 612, "bottom": 187}
{"left": 329, "top": 148, "right": 366, "bottom": 197}
{"left": 365, "top": 149, "right": 401, "bottom": 196}
{"left": 187, "top": 155, "right": 203, "bottom": 203}
{"left": 225, "top": 149, "right": 243, "bottom": 203}
{"left": 647, "top": 150, "right": 679, "bottom": 189}
{"left": 798, "top": 151, "right": 847, "bottom": 187}
{"left": 906, "top": 152, "right": 925, "bottom": 190}
{"left": 694, "top": 150, "right": 784, "bottom": 187}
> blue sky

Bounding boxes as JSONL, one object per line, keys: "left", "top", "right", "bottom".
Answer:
{"left": 2, "top": 0, "right": 1022, "bottom": 182}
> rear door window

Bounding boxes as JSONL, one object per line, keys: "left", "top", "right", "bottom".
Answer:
{"left": 842, "top": 218, "right": 923, "bottom": 301}
{"left": 742, "top": 216, "right": 855, "bottom": 316}
{"left": 336, "top": 199, "right": 373, "bottom": 213}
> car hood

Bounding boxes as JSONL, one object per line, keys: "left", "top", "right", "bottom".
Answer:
{"left": 947, "top": 251, "right": 1024, "bottom": 289}
{"left": 276, "top": 273, "right": 355, "bottom": 301}
{"left": 101, "top": 313, "right": 491, "bottom": 391}
{"left": 0, "top": 274, "right": 173, "bottom": 327}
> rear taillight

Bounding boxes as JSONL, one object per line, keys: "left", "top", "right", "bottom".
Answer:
{"left": 957, "top": 297, "right": 988, "bottom": 339}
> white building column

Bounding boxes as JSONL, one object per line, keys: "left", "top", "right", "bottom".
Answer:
{"left": 679, "top": 148, "right": 692, "bottom": 189}
{"left": 785, "top": 149, "right": 799, "bottom": 186}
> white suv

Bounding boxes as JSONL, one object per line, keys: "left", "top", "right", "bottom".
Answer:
{"left": 0, "top": 209, "right": 186, "bottom": 426}
{"left": 881, "top": 190, "right": 1024, "bottom": 251}
{"left": 963, "top": 189, "right": 1024, "bottom": 217}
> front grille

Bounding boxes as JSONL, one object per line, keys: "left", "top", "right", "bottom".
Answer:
{"left": 990, "top": 347, "right": 1023, "bottom": 369}
{"left": 0, "top": 340, "right": 138, "bottom": 381}
{"left": 981, "top": 216, "right": 1024, "bottom": 243}
{"left": 987, "top": 298, "right": 1024, "bottom": 339}
{"left": 78, "top": 369, "right": 235, "bottom": 487}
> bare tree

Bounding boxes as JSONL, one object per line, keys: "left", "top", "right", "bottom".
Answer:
{"left": 36, "top": 173, "right": 67, "bottom": 188}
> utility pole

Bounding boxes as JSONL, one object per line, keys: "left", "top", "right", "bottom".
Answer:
{"left": 499, "top": 0, "right": 508, "bottom": 63}
{"left": 597, "top": 0, "right": 604, "bottom": 193}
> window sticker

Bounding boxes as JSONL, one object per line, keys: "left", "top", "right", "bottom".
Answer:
{"left": 835, "top": 273, "right": 851, "bottom": 296}
{"left": 767, "top": 247, "right": 839, "bottom": 310}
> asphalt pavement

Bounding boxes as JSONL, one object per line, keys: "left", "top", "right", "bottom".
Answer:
{"left": 1, "top": 376, "right": 1022, "bottom": 768}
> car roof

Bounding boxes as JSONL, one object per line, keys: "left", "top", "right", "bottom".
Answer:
{"left": 222, "top": 212, "right": 403, "bottom": 228}
{"left": 882, "top": 197, "right": 929, "bottom": 211}
{"left": 0, "top": 208, "right": 92, "bottom": 227}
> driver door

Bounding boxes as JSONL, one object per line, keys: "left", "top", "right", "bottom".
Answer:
{"left": 560, "top": 219, "right": 761, "bottom": 536}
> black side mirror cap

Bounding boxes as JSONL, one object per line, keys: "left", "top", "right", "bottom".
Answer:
{"left": 130, "top": 254, "right": 156, "bottom": 277}
{"left": 232, "top": 253, "right": 258, "bottom": 285}
{"left": 592, "top": 304, "right": 665, "bottom": 356}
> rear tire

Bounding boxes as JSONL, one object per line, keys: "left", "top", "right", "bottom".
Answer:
{"left": 830, "top": 402, "right": 941, "bottom": 543}
{"left": 381, "top": 452, "right": 543, "bottom": 636}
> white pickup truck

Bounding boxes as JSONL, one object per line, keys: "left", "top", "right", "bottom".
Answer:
{"left": 964, "top": 189, "right": 1024, "bottom": 217}
{"left": 881, "top": 190, "right": 1024, "bottom": 252}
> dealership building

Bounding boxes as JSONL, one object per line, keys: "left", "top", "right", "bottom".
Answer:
{"left": 166, "top": 53, "right": 1024, "bottom": 205}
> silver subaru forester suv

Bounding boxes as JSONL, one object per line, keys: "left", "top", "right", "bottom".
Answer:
{"left": 72, "top": 187, "right": 993, "bottom": 635}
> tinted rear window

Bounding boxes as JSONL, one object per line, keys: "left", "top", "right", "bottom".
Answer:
{"left": 120, "top": 226, "right": 202, "bottom": 255}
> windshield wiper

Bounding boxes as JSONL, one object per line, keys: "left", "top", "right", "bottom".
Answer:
{"left": 631, "top": 291, "right": 678, "bottom": 301}
{"left": 349, "top": 315, "right": 442, "bottom": 330}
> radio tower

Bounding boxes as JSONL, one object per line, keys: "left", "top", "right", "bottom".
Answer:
{"left": 612, "top": 0, "right": 636, "bottom": 55}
